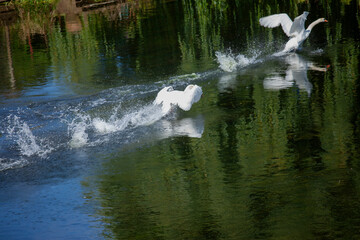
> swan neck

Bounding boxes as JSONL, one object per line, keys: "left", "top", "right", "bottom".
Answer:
{"left": 307, "top": 18, "right": 323, "bottom": 31}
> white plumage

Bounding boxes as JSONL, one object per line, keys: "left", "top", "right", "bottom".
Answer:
{"left": 154, "top": 84, "right": 202, "bottom": 114}
{"left": 259, "top": 11, "right": 328, "bottom": 53}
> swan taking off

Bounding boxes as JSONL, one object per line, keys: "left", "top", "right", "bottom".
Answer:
{"left": 259, "top": 11, "right": 328, "bottom": 53}
{"left": 154, "top": 85, "right": 202, "bottom": 115}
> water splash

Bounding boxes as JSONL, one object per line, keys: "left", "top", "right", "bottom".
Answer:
{"left": 92, "top": 104, "right": 164, "bottom": 133}
{"left": 215, "top": 50, "right": 259, "bottom": 72}
{"left": 92, "top": 118, "right": 119, "bottom": 134}
{"left": 67, "top": 103, "right": 165, "bottom": 148}
{"left": 0, "top": 158, "right": 29, "bottom": 172}
{"left": 0, "top": 73, "right": 206, "bottom": 166}
{"left": 5, "top": 115, "right": 54, "bottom": 158}
{"left": 68, "top": 113, "right": 90, "bottom": 148}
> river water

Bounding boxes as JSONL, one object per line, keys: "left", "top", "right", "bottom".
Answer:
{"left": 0, "top": 0, "right": 360, "bottom": 239}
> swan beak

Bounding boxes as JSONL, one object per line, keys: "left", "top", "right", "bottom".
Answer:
{"left": 324, "top": 19, "right": 328, "bottom": 22}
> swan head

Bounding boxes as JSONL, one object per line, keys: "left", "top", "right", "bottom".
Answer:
{"left": 320, "top": 18, "right": 328, "bottom": 23}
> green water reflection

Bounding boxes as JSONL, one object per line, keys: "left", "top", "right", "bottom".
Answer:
{"left": 1, "top": 0, "right": 360, "bottom": 239}
{"left": 82, "top": 0, "right": 359, "bottom": 239}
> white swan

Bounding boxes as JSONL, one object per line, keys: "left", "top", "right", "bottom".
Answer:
{"left": 259, "top": 11, "right": 328, "bottom": 53}
{"left": 154, "top": 84, "right": 202, "bottom": 114}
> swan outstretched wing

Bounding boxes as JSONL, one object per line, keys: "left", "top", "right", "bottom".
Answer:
{"left": 259, "top": 13, "right": 293, "bottom": 37}
{"left": 289, "top": 11, "right": 309, "bottom": 36}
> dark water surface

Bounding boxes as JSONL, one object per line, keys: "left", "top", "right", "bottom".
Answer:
{"left": 1, "top": 0, "right": 360, "bottom": 239}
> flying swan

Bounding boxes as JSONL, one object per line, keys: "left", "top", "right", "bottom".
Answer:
{"left": 154, "top": 85, "right": 202, "bottom": 115}
{"left": 259, "top": 11, "right": 328, "bottom": 53}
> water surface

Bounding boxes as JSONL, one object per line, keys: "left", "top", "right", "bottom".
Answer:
{"left": 1, "top": 0, "right": 360, "bottom": 239}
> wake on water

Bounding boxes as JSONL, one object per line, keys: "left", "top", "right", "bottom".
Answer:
{"left": 0, "top": 46, "right": 267, "bottom": 172}
{"left": 0, "top": 43, "right": 322, "bottom": 171}
{"left": 1, "top": 97, "right": 170, "bottom": 160}
{"left": 67, "top": 103, "right": 165, "bottom": 148}
{"left": 0, "top": 74, "right": 205, "bottom": 171}
{"left": 215, "top": 40, "right": 300, "bottom": 72}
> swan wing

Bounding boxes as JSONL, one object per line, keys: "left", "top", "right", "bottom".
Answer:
{"left": 289, "top": 11, "right": 309, "bottom": 36}
{"left": 259, "top": 13, "right": 293, "bottom": 37}
{"left": 154, "top": 86, "right": 174, "bottom": 105}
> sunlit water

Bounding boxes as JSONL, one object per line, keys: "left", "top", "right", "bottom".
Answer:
{"left": 1, "top": 0, "right": 360, "bottom": 239}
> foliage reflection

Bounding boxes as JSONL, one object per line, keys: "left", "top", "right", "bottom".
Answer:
{"left": 0, "top": 0, "right": 359, "bottom": 239}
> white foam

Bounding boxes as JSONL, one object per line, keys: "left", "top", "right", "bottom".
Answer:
{"left": 128, "top": 104, "right": 164, "bottom": 126}
{"left": 156, "top": 73, "right": 201, "bottom": 85}
{"left": 90, "top": 98, "right": 107, "bottom": 107}
{"left": 92, "top": 104, "right": 164, "bottom": 134}
{"left": 92, "top": 118, "right": 118, "bottom": 134}
{"left": 215, "top": 51, "right": 259, "bottom": 72}
{"left": 68, "top": 114, "right": 90, "bottom": 148}
{"left": 69, "top": 125, "right": 88, "bottom": 148}
{"left": 6, "top": 115, "right": 53, "bottom": 158}
{"left": 66, "top": 103, "right": 165, "bottom": 149}
{"left": 169, "top": 73, "right": 201, "bottom": 82}
{"left": 216, "top": 52, "right": 238, "bottom": 72}
{"left": 0, "top": 158, "right": 29, "bottom": 171}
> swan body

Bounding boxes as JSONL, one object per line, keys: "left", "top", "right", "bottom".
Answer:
{"left": 154, "top": 84, "right": 202, "bottom": 114}
{"left": 259, "top": 12, "right": 328, "bottom": 52}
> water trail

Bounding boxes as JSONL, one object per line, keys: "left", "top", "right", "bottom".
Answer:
{"left": 102, "top": 104, "right": 162, "bottom": 130}
{"left": 0, "top": 71, "right": 208, "bottom": 169}
{"left": 0, "top": 158, "right": 29, "bottom": 172}
{"left": 214, "top": 39, "right": 293, "bottom": 72}
{"left": 91, "top": 104, "right": 163, "bottom": 134}
{"left": 67, "top": 103, "right": 165, "bottom": 148}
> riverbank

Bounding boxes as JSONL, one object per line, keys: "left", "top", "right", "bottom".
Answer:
{"left": 0, "top": 0, "right": 135, "bottom": 26}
